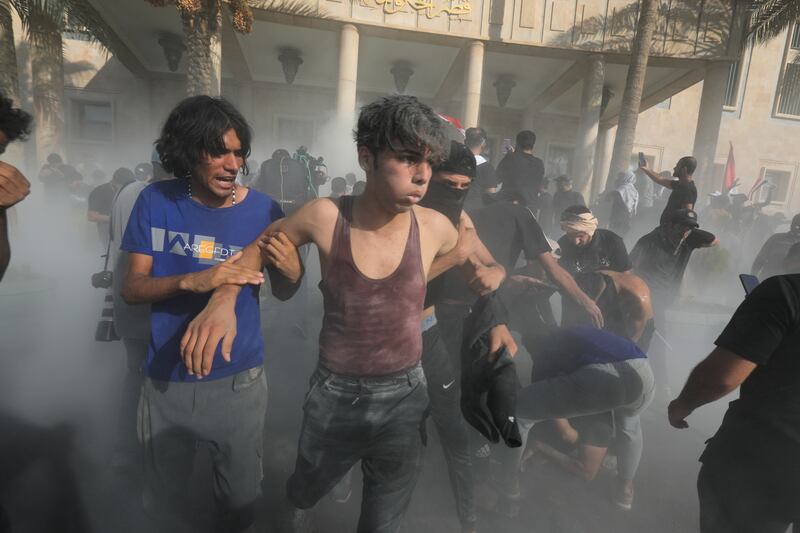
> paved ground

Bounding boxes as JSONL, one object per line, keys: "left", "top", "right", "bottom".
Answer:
{"left": 0, "top": 196, "right": 736, "bottom": 533}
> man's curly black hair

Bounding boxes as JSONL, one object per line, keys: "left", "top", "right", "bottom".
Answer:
{"left": 155, "top": 95, "right": 252, "bottom": 179}
{"left": 355, "top": 95, "right": 448, "bottom": 166}
{"left": 0, "top": 93, "right": 33, "bottom": 143}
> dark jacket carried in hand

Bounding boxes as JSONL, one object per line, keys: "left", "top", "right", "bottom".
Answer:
{"left": 460, "top": 292, "right": 522, "bottom": 448}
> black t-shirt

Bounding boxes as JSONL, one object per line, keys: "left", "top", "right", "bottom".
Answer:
{"left": 252, "top": 157, "right": 309, "bottom": 213}
{"left": 752, "top": 231, "right": 800, "bottom": 279}
{"left": 630, "top": 226, "right": 715, "bottom": 295}
{"left": 660, "top": 180, "right": 698, "bottom": 224}
{"left": 702, "top": 275, "right": 800, "bottom": 474}
{"left": 429, "top": 201, "right": 552, "bottom": 305}
{"left": 472, "top": 201, "right": 551, "bottom": 272}
{"left": 551, "top": 190, "right": 586, "bottom": 220}
{"left": 558, "top": 229, "right": 631, "bottom": 275}
{"left": 496, "top": 152, "right": 544, "bottom": 193}
{"left": 464, "top": 160, "right": 497, "bottom": 212}
{"left": 87, "top": 182, "right": 116, "bottom": 216}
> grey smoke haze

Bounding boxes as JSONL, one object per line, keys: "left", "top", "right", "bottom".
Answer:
{"left": 0, "top": 113, "right": 782, "bottom": 533}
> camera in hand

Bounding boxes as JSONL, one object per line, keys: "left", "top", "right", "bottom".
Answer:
{"left": 91, "top": 270, "right": 113, "bottom": 289}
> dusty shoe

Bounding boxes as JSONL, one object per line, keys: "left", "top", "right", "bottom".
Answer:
{"left": 612, "top": 478, "right": 634, "bottom": 511}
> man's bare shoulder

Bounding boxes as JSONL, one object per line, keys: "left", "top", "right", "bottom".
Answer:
{"left": 291, "top": 197, "right": 340, "bottom": 223}
{"left": 413, "top": 205, "right": 455, "bottom": 234}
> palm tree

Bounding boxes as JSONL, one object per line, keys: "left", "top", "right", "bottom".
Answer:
{"left": 7, "top": 0, "right": 123, "bottom": 162}
{"left": 146, "top": 0, "right": 255, "bottom": 96}
{"left": 605, "top": 0, "right": 659, "bottom": 190}
{"left": 745, "top": 0, "right": 800, "bottom": 44}
{"left": 0, "top": 0, "right": 20, "bottom": 102}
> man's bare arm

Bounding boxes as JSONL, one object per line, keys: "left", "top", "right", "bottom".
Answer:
{"left": 121, "top": 251, "right": 265, "bottom": 305}
{"left": 428, "top": 213, "right": 466, "bottom": 280}
{"left": 88, "top": 211, "right": 110, "bottom": 223}
{"left": 668, "top": 347, "right": 756, "bottom": 428}
{"left": 459, "top": 212, "right": 505, "bottom": 295}
{"left": 639, "top": 164, "right": 674, "bottom": 189}
{"left": 179, "top": 199, "right": 325, "bottom": 376}
{"left": 539, "top": 252, "right": 604, "bottom": 328}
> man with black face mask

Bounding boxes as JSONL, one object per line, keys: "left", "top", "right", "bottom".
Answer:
{"left": 418, "top": 141, "right": 515, "bottom": 533}
{"left": 751, "top": 214, "right": 800, "bottom": 279}
{"left": 630, "top": 209, "right": 718, "bottom": 393}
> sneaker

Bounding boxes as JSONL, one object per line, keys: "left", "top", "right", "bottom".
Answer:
{"left": 612, "top": 478, "right": 634, "bottom": 511}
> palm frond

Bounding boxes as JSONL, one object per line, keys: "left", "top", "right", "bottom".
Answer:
{"left": 11, "top": 0, "right": 128, "bottom": 58}
{"left": 744, "top": 0, "right": 800, "bottom": 44}
{"left": 248, "top": 0, "right": 320, "bottom": 18}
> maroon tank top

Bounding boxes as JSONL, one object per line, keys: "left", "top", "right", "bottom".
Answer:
{"left": 318, "top": 196, "right": 426, "bottom": 376}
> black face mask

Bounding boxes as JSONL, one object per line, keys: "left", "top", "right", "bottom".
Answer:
{"left": 419, "top": 179, "right": 469, "bottom": 226}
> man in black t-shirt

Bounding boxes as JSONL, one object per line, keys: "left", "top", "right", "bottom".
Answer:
{"left": 669, "top": 275, "right": 800, "bottom": 532}
{"left": 751, "top": 213, "right": 800, "bottom": 279}
{"left": 631, "top": 209, "right": 717, "bottom": 390}
{"left": 252, "top": 148, "right": 309, "bottom": 215}
{"left": 638, "top": 156, "right": 698, "bottom": 225}
{"left": 558, "top": 206, "right": 630, "bottom": 275}
{"left": 552, "top": 175, "right": 586, "bottom": 221}
{"left": 87, "top": 167, "right": 135, "bottom": 248}
{"left": 495, "top": 130, "right": 544, "bottom": 195}
{"left": 463, "top": 127, "right": 498, "bottom": 212}
{"left": 630, "top": 209, "right": 717, "bottom": 302}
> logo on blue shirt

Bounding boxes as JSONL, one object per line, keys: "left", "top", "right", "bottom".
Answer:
{"left": 150, "top": 227, "right": 242, "bottom": 265}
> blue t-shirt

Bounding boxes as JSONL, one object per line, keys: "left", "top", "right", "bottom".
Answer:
{"left": 121, "top": 180, "right": 283, "bottom": 382}
{"left": 534, "top": 326, "right": 646, "bottom": 380}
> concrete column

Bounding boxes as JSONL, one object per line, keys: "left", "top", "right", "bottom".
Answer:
{"left": 591, "top": 125, "right": 615, "bottom": 201}
{"left": 209, "top": 24, "right": 222, "bottom": 97}
{"left": 462, "top": 41, "right": 484, "bottom": 128}
{"left": 692, "top": 62, "right": 729, "bottom": 199}
{"left": 574, "top": 55, "right": 605, "bottom": 199}
{"left": 336, "top": 24, "right": 359, "bottom": 127}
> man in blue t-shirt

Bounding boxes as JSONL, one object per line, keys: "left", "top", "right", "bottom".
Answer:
{"left": 494, "top": 326, "right": 655, "bottom": 514}
{"left": 121, "top": 96, "right": 302, "bottom": 533}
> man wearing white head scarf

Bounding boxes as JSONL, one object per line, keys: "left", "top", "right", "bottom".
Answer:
{"left": 602, "top": 171, "right": 639, "bottom": 237}
{"left": 558, "top": 206, "right": 632, "bottom": 275}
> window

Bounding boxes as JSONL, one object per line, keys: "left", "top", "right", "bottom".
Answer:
{"left": 791, "top": 23, "right": 800, "bottom": 50}
{"left": 63, "top": 13, "right": 92, "bottom": 41}
{"left": 724, "top": 60, "right": 741, "bottom": 108}
{"left": 72, "top": 100, "right": 112, "bottom": 142}
{"left": 546, "top": 145, "right": 574, "bottom": 180}
{"left": 758, "top": 168, "right": 792, "bottom": 203}
{"left": 777, "top": 63, "right": 800, "bottom": 117}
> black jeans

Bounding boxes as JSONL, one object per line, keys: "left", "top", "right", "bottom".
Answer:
{"left": 421, "top": 323, "right": 476, "bottom": 528}
{"left": 698, "top": 458, "right": 797, "bottom": 533}
{"left": 287, "top": 364, "right": 429, "bottom": 533}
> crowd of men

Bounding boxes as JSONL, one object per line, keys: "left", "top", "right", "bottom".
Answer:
{"left": 1, "top": 90, "right": 800, "bottom": 533}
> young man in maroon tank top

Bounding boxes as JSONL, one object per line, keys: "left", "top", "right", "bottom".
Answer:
{"left": 180, "top": 96, "right": 480, "bottom": 532}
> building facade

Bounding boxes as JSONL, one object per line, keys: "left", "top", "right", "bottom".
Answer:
{"left": 14, "top": 0, "right": 796, "bottom": 212}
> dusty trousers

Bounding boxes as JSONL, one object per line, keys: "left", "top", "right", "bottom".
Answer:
{"left": 421, "top": 320, "right": 477, "bottom": 528}
{"left": 286, "top": 364, "right": 429, "bottom": 533}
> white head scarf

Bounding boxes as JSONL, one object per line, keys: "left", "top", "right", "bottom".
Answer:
{"left": 615, "top": 170, "right": 639, "bottom": 215}
{"left": 560, "top": 212, "right": 599, "bottom": 237}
